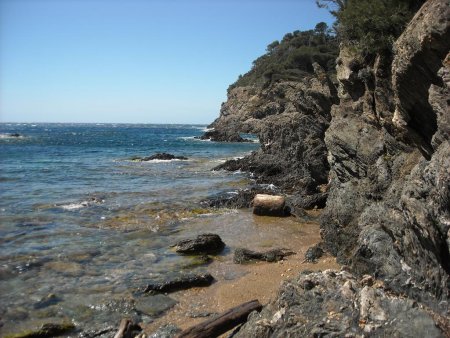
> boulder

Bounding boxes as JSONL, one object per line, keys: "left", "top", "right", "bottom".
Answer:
{"left": 173, "top": 233, "right": 225, "bottom": 255}
{"left": 233, "top": 248, "right": 295, "bottom": 264}
{"left": 252, "top": 194, "right": 287, "bottom": 216}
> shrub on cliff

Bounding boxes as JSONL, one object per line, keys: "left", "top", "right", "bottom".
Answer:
{"left": 317, "top": 0, "right": 426, "bottom": 55}
{"left": 229, "top": 24, "right": 338, "bottom": 90}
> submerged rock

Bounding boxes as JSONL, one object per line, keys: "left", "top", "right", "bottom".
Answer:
{"left": 130, "top": 153, "right": 188, "bottom": 161}
{"left": 252, "top": 194, "right": 287, "bottom": 217}
{"left": 233, "top": 248, "right": 295, "bottom": 264}
{"left": 143, "top": 273, "right": 214, "bottom": 294}
{"left": 5, "top": 322, "right": 75, "bottom": 338}
{"left": 33, "top": 294, "right": 62, "bottom": 309}
{"left": 135, "top": 294, "right": 177, "bottom": 316}
{"left": 172, "top": 233, "right": 225, "bottom": 255}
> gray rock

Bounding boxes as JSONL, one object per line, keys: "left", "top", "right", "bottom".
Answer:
{"left": 173, "top": 233, "right": 225, "bottom": 255}
{"left": 235, "top": 270, "right": 447, "bottom": 337}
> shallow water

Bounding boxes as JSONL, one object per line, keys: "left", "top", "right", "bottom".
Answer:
{"left": 1, "top": 123, "right": 266, "bottom": 335}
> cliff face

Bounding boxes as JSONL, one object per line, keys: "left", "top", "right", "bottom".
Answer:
{"left": 322, "top": 0, "right": 450, "bottom": 302}
{"left": 210, "top": 65, "right": 337, "bottom": 209}
{"left": 207, "top": 0, "right": 449, "bottom": 335}
{"left": 232, "top": 0, "right": 449, "bottom": 336}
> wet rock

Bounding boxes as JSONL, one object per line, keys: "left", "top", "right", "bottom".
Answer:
{"left": 5, "top": 322, "right": 75, "bottom": 338}
{"left": 201, "top": 186, "right": 278, "bottom": 209}
{"left": 9, "top": 133, "right": 21, "bottom": 137}
{"left": 33, "top": 294, "right": 62, "bottom": 309}
{"left": 303, "top": 243, "right": 325, "bottom": 263}
{"left": 130, "top": 153, "right": 188, "bottom": 161}
{"left": 197, "top": 129, "right": 250, "bottom": 142}
{"left": 135, "top": 295, "right": 177, "bottom": 316}
{"left": 143, "top": 273, "right": 214, "bottom": 294}
{"left": 234, "top": 270, "right": 446, "bottom": 337}
{"left": 233, "top": 248, "right": 295, "bottom": 264}
{"left": 172, "top": 233, "right": 225, "bottom": 255}
{"left": 252, "top": 194, "right": 287, "bottom": 217}
{"left": 149, "top": 324, "right": 181, "bottom": 338}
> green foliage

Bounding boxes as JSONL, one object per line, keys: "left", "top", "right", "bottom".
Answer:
{"left": 319, "top": 0, "right": 426, "bottom": 55}
{"left": 229, "top": 26, "right": 338, "bottom": 90}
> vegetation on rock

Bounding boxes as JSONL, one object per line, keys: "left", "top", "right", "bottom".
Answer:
{"left": 318, "top": 0, "right": 426, "bottom": 54}
{"left": 229, "top": 23, "right": 338, "bottom": 90}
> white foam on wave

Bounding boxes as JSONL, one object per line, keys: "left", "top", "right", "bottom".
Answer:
{"left": 144, "top": 159, "right": 183, "bottom": 163}
{"left": 60, "top": 202, "right": 88, "bottom": 210}
{"left": 0, "top": 133, "right": 25, "bottom": 139}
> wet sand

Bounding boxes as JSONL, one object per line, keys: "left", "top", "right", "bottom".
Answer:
{"left": 143, "top": 210, "right": 339, "bottom": 335}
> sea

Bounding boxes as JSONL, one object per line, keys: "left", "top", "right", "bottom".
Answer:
{"left": 0, "top": 123, "right": 267, "bottom": 335}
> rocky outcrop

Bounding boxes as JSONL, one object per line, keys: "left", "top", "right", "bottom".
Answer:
{"left": 235, "top": 269, "right": 449, "bottom": 337}
{"left": 208, "top": 0, "right": 450, "bottom": 336}
{"left": 208, "top": 64, "right": 337, "bottom": 207}
{"left": 321, "top": 0, "right": 450, "bottom": 308}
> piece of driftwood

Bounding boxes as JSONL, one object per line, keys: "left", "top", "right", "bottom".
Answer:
{"left": 178, "top": 299, "right": 262, "bottom": 338}
{"left": 252, "top": 194, "right": 286, "bottom": 216}
{"left": 143, "top": 273, "right": 214, "bottom": 294}
{"left": 113, "top": 318, "right": 141, "bottom": 338}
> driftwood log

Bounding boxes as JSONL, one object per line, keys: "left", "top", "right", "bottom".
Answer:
{"left": 252, "top": 194, "right": 286, "bottom": 216}
{"left": 178, "top": 299, "right": 262, "bottom": 338}
{"left": 113, "top": 318, "right": 141, "bottom": 338}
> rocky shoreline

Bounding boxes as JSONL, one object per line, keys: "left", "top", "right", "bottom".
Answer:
{"left": 193, "top": 0, "right": 450, "bottom": 336}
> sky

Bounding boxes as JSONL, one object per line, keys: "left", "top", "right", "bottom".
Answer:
{"left": 0, "top": 0, "right": 334, "bottom": 124}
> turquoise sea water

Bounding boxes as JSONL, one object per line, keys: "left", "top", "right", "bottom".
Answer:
{"left": 0, "top": 123, "right": 260, "bottom": 335}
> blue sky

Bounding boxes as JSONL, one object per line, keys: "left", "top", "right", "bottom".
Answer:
{"left": 0, "top": 0, "right": 334, "bottom": 124}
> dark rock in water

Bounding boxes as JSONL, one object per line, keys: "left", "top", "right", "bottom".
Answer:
{"left": 173, "top": 234, "right": 225, "bottom": 255}
{"left": 304, "top": 243, "right": 325, "bottom": 263}
{"left": 33, "top": 294, "right": 62, "bottom": 309}
{"left": 233, "top": 248, "right": 295, "bottom": 264}
{"left": 197, "top": 129, "right": 251, "bottom": 142}
{"left": 131, "top": 153, "right": 188, "bottom": 161}
{"left": 143, "top": 273, "right": 214, "bottom": 294}
{"left": 234, "top": 270, "right": 447, "bottom": 337}
{"left": 9, "top": 133, "right": 21, "bottom": 137}
{"left": 201, "top": 186, "right": 279, "bottom": 209}
{"left": 6, "top": 322, "right": 75, "bottom": 338}
{"left": 135, "top": 294, "right": 177, "bottom": 316}
{"left": 149, "top": 324, "right": 181, "bottom": 338}
{"left": 252, "top": 194, "right": 288, "bottom": 217}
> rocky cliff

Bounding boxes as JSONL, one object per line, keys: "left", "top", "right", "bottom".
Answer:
{"left": 231, "top": 0, "right": 450, "bottom": 336}
{"left": 209, "top": 64, "right": 337, "bottom": 210}
{"left": 205, "top": 0, "right": 450, "bottom": 335}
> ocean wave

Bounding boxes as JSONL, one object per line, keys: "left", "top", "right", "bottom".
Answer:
{"left": 59, "top": 197, "right": 105, "bottom": 210}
